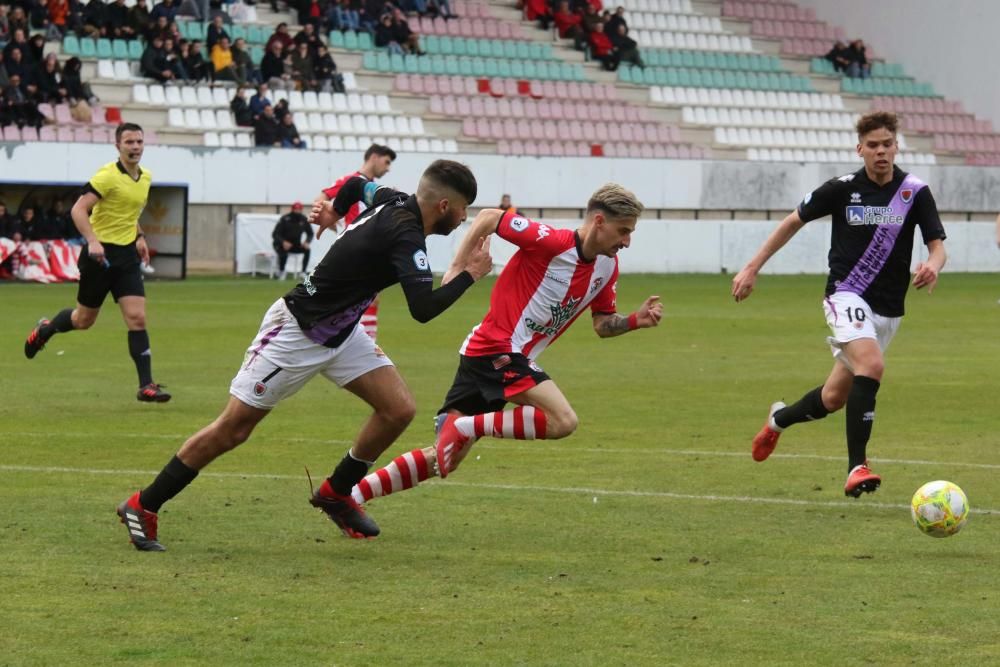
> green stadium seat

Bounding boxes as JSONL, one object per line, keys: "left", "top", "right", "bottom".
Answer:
{"left": 376, "top": 51, "right": 391, "bottom": 71}
{"left": 722, "top": 70, "right": 736, "bottom": 88}
{"left": 528, "top": 43, "right": 545, "bottom": 60}
{"left": 358, "top": 32, "right": 372, "bottom": 49}
{"left": 515, "top": 41, "right": 530, "bottom": 60}
{"left": 230, "top": 24, "right": 247, "bottom": 41}
{"left": 523, "top": 60, "right": 537, "bottom": 79}
{"left": 189, "top": 22, "right": 205, "bottom": 41}
{"left": 484, "top": 58, "right": 499, "bottom": 78}
{"left": 390, "top": 52, "right": 404, "bottom": 71}
{"left": 642, "top": 67, "right": 656, "bottom": 86}
{"left": 680, "top": 51, "right": 694, "bottom": 68}
{"left": 247, "top": 25, "right": 265, "bottom": 44}
{"left": 691, "top": 51, "right": 706, "bottom": 69}
{"left": 404, "top": 54, "right": 419, "bottom": 73}
{"left": 733, "top": 71, "right": 748, "bottom": 88}
{"left": 80, "top": 38, "right": 97, "bottom": 58}
{"left": 663, "top": 68, "right": 680, "bottom": 86}
{"left": 362, "top": 51, "right": 377, "bottom": 69}
{"left": 490, "top": 40, "right": 504, "bottom": 59}
{"left": 456, "top": 57, "right": 471, "bottom": 76}
{"left": 497, "top": 59, "right": 512, "bottom": 78}
{"left": 418, "top": 56, "right": 432, "bottom": 74}
{"left": 537, "top": 61, "right": 552, "bottom": 79}
{"left": 329, "top": 30, "right": 345, "bottom": 48}
{"left": 96, "top": 38, "right": 113, "bottom": 58}
{"left": 423, "top": 34, "right": 439, "bottom": 52}
{"left": 689, "top": 69, "right": 704, "bottom": 87}
{"left": 128, "top": 40, "right": 143, "bottom": 60}
{"left": 502, "top": 41, "right": 516, "bottom": 59}
{"left": 710, "top": 70, "right": 725, "bottom": 88}
{"left": 344, "top": 30, "right": 358, "bottom": 49}
{"left": 465, "top": 38, "right": 479, "bottom": 57}
{"left": 250, "top": 45, "right": 264, "bottom": 64}
{"left": 676, "top": 68, "right": 691, "bottom": 87}
{"left": 745, "top": 71, "right": 759, "bottom": 89}
{"left": 63, "top": 35, "right": 80, "bottom": 55}
{"left": 510, "top": 60, "right": 525, "bottom": 78}
{"left": 112, "top": 39, "right": 128, "bottom": 59}
{"left": 443, "top": 57, "right": 458, "bottom": 75}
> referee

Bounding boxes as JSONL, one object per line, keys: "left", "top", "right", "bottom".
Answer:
{"left": 24, "top": 122, "right": 170, "bottom": 403}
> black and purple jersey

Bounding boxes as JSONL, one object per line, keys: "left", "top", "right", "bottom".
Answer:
{"left": 797, "top": 165, "right": 946, "bottom": 317}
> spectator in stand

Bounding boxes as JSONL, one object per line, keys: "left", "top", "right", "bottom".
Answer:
{"left": 553, "top": 1, "right": 583, "bottom": 46}
{"left": 271, "top": 201, "right": 312, "bottom": 278}
{"left": 34, "top": 53, "right": 67, "bottom": 104}
{"left": 426, "top": 0, "right": 454, "bottom": 19}
{"left": 498, "top": 193, "right": 523, "bottom": 216}
{"left": 210, "top": 35, "right": 237, "bottom": 81}
{"left": 3, "top": 28, "right": 33, "bottom": 65}
{"left": 26, "top": 33, "right": 45, "bottom": 63}
{"left": 47, "top": 0, "right": 71, "bottom": 39}
{"left": 329, "top": 0, "right": 361, "bottom": 32}
{"left": 7, "top": 6, "right": 28, "bottom": 35}
{"left": 273, "top": 97, "right": 290, "bottom": 123}
{"left": 278, "top": 112, "right": 305, "bottom": 149}
{"left": 161, "top": 36, "right": 188, "bottom": 79}
{"left": 182, "top": 39, "right": 210, "bottom": 82}
{"left": 62, "top": 56, "right": 97, "bottom": 105}
{"left": 360, "top": 0, "right": 389, "bottom": 32}
{"left": 5, "top": 74, "right": 45, "bottom": 128}
{"left": 140, "top": 34, "right": 177, "bottom": 82}
{"left": 254, "top": 103, "right": 281, "bottom": 146}
{"left": 50, "top": 198, "right": 80, "bottom": 243}
{"left": 294, "top": 22, "right": 321, "bottom": 55}
{"left": 106, "top": 0, "right": 136, "bottom": 39}
{"left": 128, "top": 0, "right": 152, "bottom": 37}
{"left": 205, "top": 13, "right": 228, "bottom": 50}
{"left": 847, "top": 39, "right": 870, "bottom": 79}
{"left": 299, "top": 0, "right": 323, "bottom": 30}
{"left": 313, "top": 44, "right": 344, "bottom": 93}
{"left": 525, "top": 0, "right": 552, "bottom": 30}
{"left": 588, "top": 20, "right": 615, "bottom": 70}
{"left": 24, "top": 204, "right": 61, "bottom": 241}
{"left": 150, "top": 0, "right": 177, "bottom": 23}
{"left": 0, "top": 6, "right": 10, "bottom": 45}
{"left": 231, "top": 37, "right": 257, "bottom": 86}
{"left": 249, "top": 82, "right": 272, "bottom": 120}
{"left": 609, "top": 22, "right": 642, "bottom": 68}
{"left": 825, "top": 40, "right": 851, "bottom": 74}
{"left": 261, "top": 39, "right": 291, "bottom": 88}
{"left": 81, "top": 0, "right": 107, "bottom": 37}
{"left": 266, "top": 22, "right": 294, "bottom": 56}
{"left": 605, "top": 5, "right": 626, "bottom": 36}
{"left": 580, "top": 3, "right": 601, "bottom": 44}
{"left": 290, "top": 41, "right": 317, "bottom": 91}
{"left": 146, "top": 14, "right": 168, "bottom": 41}
{"left": 373, "top": 12, "right": 402, "bottom": 54}
{"left": 391, "top": 8, "right": 422, "bottom": 55}
{"left": 4, "top": 46, "right": 32, "bottom": 86}
{"left": 231, "top": 85, "right": 253, "bottom": 126}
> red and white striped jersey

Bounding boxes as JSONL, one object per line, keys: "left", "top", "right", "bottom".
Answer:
{"left": 322, "top": 171, "right": 369, "bottom": 226}
{"left": 460, "top": 210, "right": 619, "bottom": 360}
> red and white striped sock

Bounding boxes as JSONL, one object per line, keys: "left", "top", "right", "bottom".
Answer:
{"left": 455, "top": 406, "right": 548, "bottom": 441}
{"left": 360, "top": 303, "right": 378, "bottom": 341}
{"left": 352, "top": 448, "right": 432, "bottom": 503}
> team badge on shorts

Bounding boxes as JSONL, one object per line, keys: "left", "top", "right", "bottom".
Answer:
{"left": 374, "top": 344, "right": 386, "bottom": 358}
{"left": 529, "top": 360, "right": 543, "bottom": 372}
{"left": 492, "top": 354, "right": 512, "bottom": 370}
{"left": 253, "top": 381, "right": 267, "bottom": 396}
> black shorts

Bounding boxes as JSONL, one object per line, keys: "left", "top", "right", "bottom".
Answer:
{"left": 77, "top": 241, "right": 145, "bottom": 309}
{"left": 438, "top": 353, "right": 550, "bottom": 416}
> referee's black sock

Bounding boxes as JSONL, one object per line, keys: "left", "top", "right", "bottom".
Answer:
{"left": 139, "top": 455, "right": 199, "bottom": 513}
{"left": 328, "top": 450, "right": 374, "bottom": 496}
{"left": 773, "top": 386, "right": 830, "bottom": 429}
{"left": 40, "top": 308, "right": 74, "bottom": 338}
{"left": 128, "top": 329, "right": 154, "bottom": 387}
{"left": 845, "top": 376, "right": 880, "bottom": 471}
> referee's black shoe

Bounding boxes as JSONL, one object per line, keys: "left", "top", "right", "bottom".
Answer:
{"left": 310, "top": 480, "right": 380, "bottom": 538}
{"left": 24, "top": 318, "right": 50, "bottom": 359}
{"left": 137, "top": 382, "right": 172, "bottom": 403}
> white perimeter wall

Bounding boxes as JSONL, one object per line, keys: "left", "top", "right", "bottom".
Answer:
{"left": 796, "top": 0, "right": 1000, "bottom": 132}
{"left": 4, "top": 143, "right": 1000, "bottom": 212}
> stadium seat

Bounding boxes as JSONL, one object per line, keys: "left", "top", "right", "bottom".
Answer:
{"left": 97, "top": 60, "right": 115, "bottom": 79}
{"left": 204, "top": 131, "right": 221, "bottom": 147}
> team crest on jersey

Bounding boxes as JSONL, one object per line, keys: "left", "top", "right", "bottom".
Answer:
{"left": 525, "top": 297, "right": 580, "bottom": 336}
{"left": 509, "top": 216, "right": 529, "bottom": 232}
{"left": 900, "top": 188, "right": 913, "bottom": 203}
{"left": 253, "top": 381, "right": 267, "bottom": 396}
{"left": 590, "top": 277, "right": 604, "bottom": 294}
{"left": 412, "top": 250, "right": 430, "bottom": 271}
{"left": 492, "top": 354, "right": 512, "bottom": 370}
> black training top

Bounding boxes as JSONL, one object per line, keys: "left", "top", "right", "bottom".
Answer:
{"left": 797, "top": 165, "right": 946, "bottom": 317}
{"left": 283, "top": 178, "right": 474, "bottom": 347}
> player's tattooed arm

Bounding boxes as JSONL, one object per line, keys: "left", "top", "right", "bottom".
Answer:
{"left": 593, "top": 313, "right": 632, "bottom": 337}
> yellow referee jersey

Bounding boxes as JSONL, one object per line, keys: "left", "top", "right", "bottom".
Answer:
{"left": 86, "top": 160, "right": 152, "bottom": 245}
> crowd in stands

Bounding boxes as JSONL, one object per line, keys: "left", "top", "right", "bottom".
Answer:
{"left": 525, "top": 0, "right": 642, "bottom": 71}
{"left": 824, "top": 39, "right": 869, "bottom": 78}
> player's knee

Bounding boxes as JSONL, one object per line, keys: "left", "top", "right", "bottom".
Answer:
{"left": 822, "top": 389, "right": 848, "bottom": 412}
{"left": 546, "top": 407, "right": 578, "bottom": 439}
{"left": 856, "top": 360, "right": 884, "bottom": 381}
{"left": 382, "top": 396, "right": 416, "bottom": 429}
{"left": 125, "top": 314, "right": 147, "bottom": 330}
{"left": 73, "top": 312, "right": 97, "bottom": 329}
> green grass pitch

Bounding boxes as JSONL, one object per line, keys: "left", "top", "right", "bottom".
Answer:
{"left": 1, "top": 273, "right": 998, "bottom": 665}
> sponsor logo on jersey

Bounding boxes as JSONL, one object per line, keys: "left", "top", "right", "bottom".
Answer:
{"left": 536, "top": 224, "right": 551, "bottom": 241}
{"left": 850, "top": 192, "right": 862, "bottom": 203}
{"left": 509, "top": 216, "right": 529, "bottom": 232}
{"left": 492, "top": 354, "right": 512, "bottom": 370}
{"left": 900, "top": 188, "right": 913, "bottom": 203}
{"left": 525, "top": 297, "right": 579, "bottom": 336}
{"left": 412, "top": 250, "right": 430, "bottom": 271}
{"left": 845, "top": 206, "right": 904, "bottom": 226}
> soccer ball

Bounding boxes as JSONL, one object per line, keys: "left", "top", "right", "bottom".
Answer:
{"left": 910, "top": 481, "right": 969, "bottom": 538}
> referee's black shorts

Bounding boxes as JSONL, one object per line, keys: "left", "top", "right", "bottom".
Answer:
{"left": 77, "top": 241, "right": 145, "bottom": 309}
{"left": 438, "top": 352, "right": 550, "bottom": 416}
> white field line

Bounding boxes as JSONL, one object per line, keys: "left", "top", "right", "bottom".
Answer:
{"left": 0, "top": 463, "right": 997, "bottom": 516}
{"left": 5, "top": 431, "right": 1000, "bottom": 471}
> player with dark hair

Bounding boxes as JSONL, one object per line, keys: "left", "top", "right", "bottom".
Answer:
{"left": 731, "top": 111, "right": 947, "bottom": 497}
{"left": 115, "top": 159, "right": 492, "bottom": 551}
{"left": 314, "top": 143, "right": 398, "bottom": 340}
{"left": 344, "top": 184, "right": 663, "bottom": 531}
{"left": 23, "top": 122, "right": 170, "bottom": 403}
